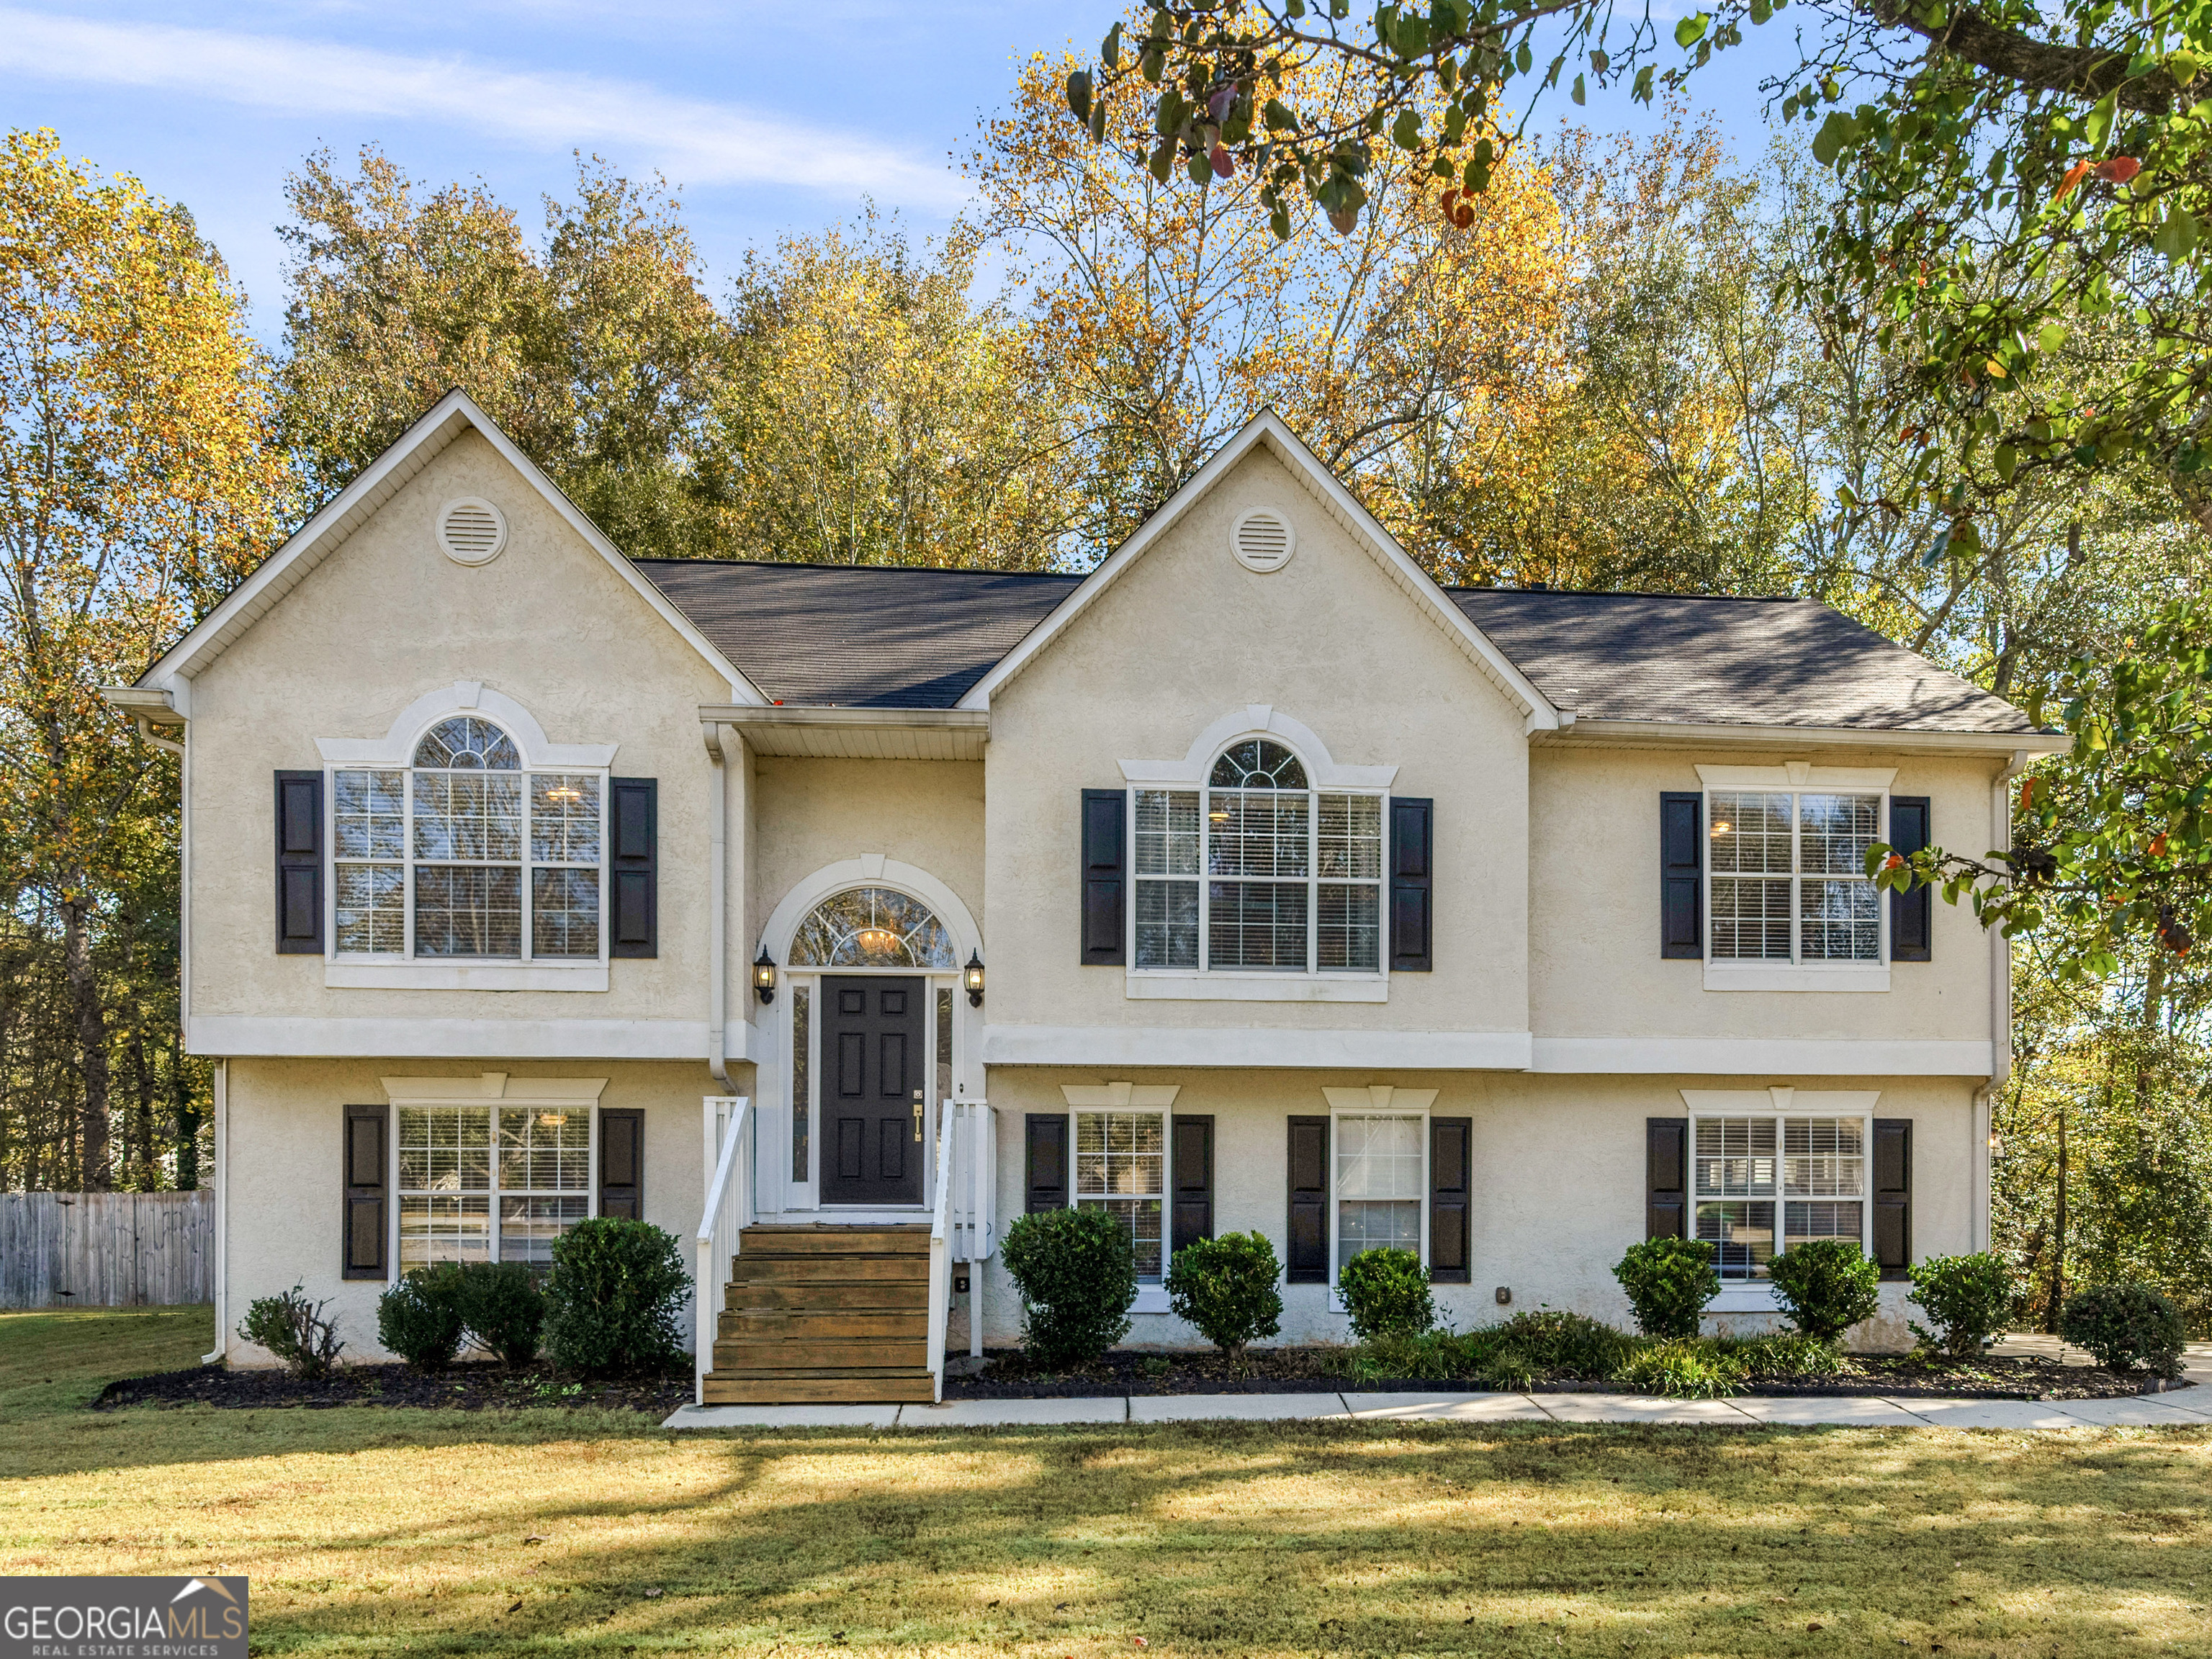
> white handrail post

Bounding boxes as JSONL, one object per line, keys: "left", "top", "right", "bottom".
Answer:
{"left": 926, "top": 1100, "right": 961, "bottom": 1403}
{"left": 695, "top": 1096, "right": 751, "bottom": 1408}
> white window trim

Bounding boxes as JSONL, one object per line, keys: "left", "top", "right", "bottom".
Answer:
{"left": 1681, "top": 1086, "right": 1880, "bottom": 1310}
{"left": 381, "top": 1072, "right": 608, "bottom": 1283}
{"left": 1696, "top": 762, "right": 1897, "bottom": 992}
{"left": 323, "top": 697, "right": 613, "bottom": 986}
{"left": 1059, "top": 1083, "right": 1181, "bottom": 1313}
{"left": 1323, "top": 1086, "right": 1436, "bottom": 1305}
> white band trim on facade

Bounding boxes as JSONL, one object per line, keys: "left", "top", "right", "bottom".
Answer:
{"left": 1530, "top": 1038, "right": 1995, "bottom": 1075}
{"left": 187, "top": 1015, "right": 752, "bottom": 1062}
{"left": 1694, "top": 761, "right": 1899, "bottom": 791}
{"left": 382, "top": 1072, "right": 608, "bottom": 1102}
{"left": 1060, "top": 1082, "right": 1183, "bottom": 1107}
{"left": 983, "top": 1025, "right": 1535, "bottom": 1069}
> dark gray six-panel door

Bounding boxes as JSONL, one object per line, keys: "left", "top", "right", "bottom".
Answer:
{"left": 821, "top": 975, "right": 925, "bottom": 1205}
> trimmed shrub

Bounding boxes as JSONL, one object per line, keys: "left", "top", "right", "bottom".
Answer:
{"left": 1612, "top": 1237, "right": 1719, "bottom": 1339}
{"left": 543, "top": 1219, "right": 690, "bottom": 1376}
{"left": 1337, "top": 1248, "right": 1434, "bottom": 1342}
{"left": 1490, "top": 1309, "right": 1635, "bottom": 1377}
{"left": 1907, "top": 1252, "right": 2016, "bottom": 1359}
{"left": 457, "top": 1261, "right": 546, "bottom": 1368}
{"left": 1001, "top": 1208, "right": 1137, "bottom": 1369}
{"left": 1767, "top": 1238, "right": 1882, "bottom": 1344}
{"left": 238, "top": 1283, "right": 345, "bottom": 1379}
{"left": 1164, "top": 1231, "right": 1282, "bottom": 1359}
{"left": 377, "top": 1264, "right": 466, "bottom": 1371}
{"left": 1617, "top": 1337, "right": 1748, "bottom": 1399}
{"left": 2060, "top": 1282, "right": 2188, "bottom": 1377}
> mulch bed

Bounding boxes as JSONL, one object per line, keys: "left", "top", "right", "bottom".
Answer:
{"left": 943, "top": 1348, "right": 2197, "bottom": 1402}
{"left": 92, "top": 1359, "right": 691, "bottom": 1415}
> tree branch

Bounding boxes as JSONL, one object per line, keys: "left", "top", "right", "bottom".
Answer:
{"left": 1863, "top": 0, "right": 2182, "bottom": 112}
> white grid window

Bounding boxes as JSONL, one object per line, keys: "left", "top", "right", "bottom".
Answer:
{"left": 333, "top": 716, "right": 604, "bottom": 961}
{"left": 397, "top": 1102, "right": 593, "bottom": 1272}
{"left": 1132, "top": 739, "right": 1383, "bottom": 975}
{"left": 1075, "top": 1111, "right": 1165, "bottom": 1281}
{"left": 1335, "top": 1112, "right": 1424, "bottom": 1277}
{"left": 1692, "top": 1114, "right": 1868, "bottom": 1280}
{"left": 1709, "top": 791, "right": 1882, "bottom": 963}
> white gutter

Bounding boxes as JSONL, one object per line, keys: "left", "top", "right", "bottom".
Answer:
{"left": 203, "top": 1058, "right": 227, "bottom": 1364}
{"left": 705, "top": 722, "right": 730, "bottom": 1086}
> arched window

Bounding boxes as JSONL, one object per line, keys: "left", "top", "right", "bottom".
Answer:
{"left": 1133, "top": 737, "right": 1382, "bottom": 973}
{"left": 787, "top": 887, "right": 958, "bottom": 968}
{"left": 332, "top": 716, "right": 604, "bottom": 960}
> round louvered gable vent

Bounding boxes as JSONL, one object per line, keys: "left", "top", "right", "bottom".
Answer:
{"left": 437, "top": 498, "right": 508, "bottom": 565}
{"left": 1231, "top": 507, "right": 1295, "bottom": 573}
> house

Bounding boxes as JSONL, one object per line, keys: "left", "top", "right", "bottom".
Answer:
{"left": 112, "top": 390, "right": 2062, "bottom": 1403}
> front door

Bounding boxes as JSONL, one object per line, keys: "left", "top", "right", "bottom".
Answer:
{"left": 820, "top": 975, "right": 925, "bottom": 1205}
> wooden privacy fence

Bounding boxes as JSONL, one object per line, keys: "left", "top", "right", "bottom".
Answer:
{"left": 0, "top": 1191, "right": 214, "bottom": 1308}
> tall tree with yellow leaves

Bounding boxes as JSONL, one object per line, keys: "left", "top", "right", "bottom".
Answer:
{"left": 0, "top": 128, "right": 289, "bottom": 1187}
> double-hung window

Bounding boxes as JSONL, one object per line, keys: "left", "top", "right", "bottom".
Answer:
{"left": 397, "top": 1101, "right": 593, "bottom": 1270}
{"left": 1133, "top": 739, "right": 1383, "bottom": 974}
{"left": 1709, "top": 789, "right": 1882, "bottom": 963}
{"left": 1334, "top": 1111, "right": 1425, "bottom": 1277}
{"left": 1075, "top": 1110, "right": 1166, "bottom": 1282}
{"left": 333, "top": 715, "right": 604, "bottom": 961}
{"left": 1692, "top": 1112, "right": 1868, "bottom": 1280}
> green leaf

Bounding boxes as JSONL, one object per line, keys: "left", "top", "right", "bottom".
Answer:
{"left": 1515, "top": 40, "right": 1532, "bottom": 74}
{"left": 2155, "top": 206, "right": 2200, "bottom": 258}
{"left": 1392, "top": 109, "right": 1422, "bottom": 149}
{"left": 1674, "top": 12, "right": 1709, "bottom": 47}
{"left": 1066, "top": 70, "right": 1092, "bottom": 123}
{"left": 2038, "top": 321, "right": 2067, "bottom": 352}
{"left": 1812, "top": 111, "right": 1856, "bottom": 167}
{"left": 1632, "top": 65, "right": 1655, "bottom": 101}
{"left": 1996, "top": 443, "right": 2018, "bottom": 482}
{"left": 1264, "top": 98, "right": 1298, "bottom": 132}
{"left": 1101, "top": 22, "right": 1122, "bottom": 69}
{"left": 1572, "top": 73, "right": 1586, "bottom": 104}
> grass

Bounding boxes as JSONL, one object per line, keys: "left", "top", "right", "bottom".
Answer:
{"left": 3, "top": 1309, "right": 2211, "bottom": 1655}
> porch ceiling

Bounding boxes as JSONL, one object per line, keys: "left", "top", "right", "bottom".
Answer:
{"left": 704, "top": 705, "right": 989, "bottom": 761}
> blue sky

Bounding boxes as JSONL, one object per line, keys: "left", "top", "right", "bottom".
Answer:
{"left": 2, "top": 1, "right": 1806, "bottom": 341}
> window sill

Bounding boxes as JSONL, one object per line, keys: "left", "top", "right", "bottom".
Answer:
{"left": 1708, "top": 1284, "right": 1782, "bottom": 1313}
{"left": 1124, "top": 972, "right": 1388, "bottom": 1003}
{"left": 1702, "top": 963, "right": 1890, "bottom": 994}
{"left": 326, "top": 960, "right": 610, "bottom": 992}
{"left": 1131, "top": 1286, "right": 1172, "bottom": 1316}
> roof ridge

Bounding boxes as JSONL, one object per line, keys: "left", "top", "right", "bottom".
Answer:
{"left": 1450, "top": 585, "right": 1809, "bottom": 603}
{"left": 632, "top": 557, "right": 1086, "bottom": 580}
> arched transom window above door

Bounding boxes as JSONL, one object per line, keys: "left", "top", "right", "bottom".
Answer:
{"left": 787, "top": 886, "right": 958, "bottom": 968}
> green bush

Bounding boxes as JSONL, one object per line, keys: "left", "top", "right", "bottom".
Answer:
{"left": 1722, "top": 1331, "right": 1843, "bottom": 1380}
{"left": 457, "top": 1261, "right": 546, "bottom": 1367}
{"left": 1489, "top": 1309, "right": 1635, "bottom": 1377}
{"left": 377, "top": 1264, "right": 466, "bottom": 1371}
{"left": 1337, "top": 1248, "right": 1435, "bottom": 1341}
{"left": 1164, "top": 1231, "right": 1282, "bottom": 1358}
{"left": 238, "top": 1283, "right": 345, "bottom": 1379}
{"left": 1617, "top": 1337, "right": 1749, "bottom": 1399}
{"left": 2059, "top": 1282, "right": 2188, "bottom": 1377}
{"left": 1612, "top": 1237, "right": 1719, "bottom": 1338}
{"left": 1477, "top": 1348, "right": 1539, "bottom": 1392}
{"left": 1001, "top": 1208, "right": 1137, "bottom": 1369}
{"left": 543, "top": 1219, "right": 690, "bottom": 1376}
{"left": 1906, "top": 1252, "right": 2016, "bottom": 1359}
{"left": 1766, "top": 1238, "right": 1882, "bottom": 1343}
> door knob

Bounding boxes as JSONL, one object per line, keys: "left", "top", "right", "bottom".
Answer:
{"left": 912, "top": 1088, "right": 924, "bottom": 1142}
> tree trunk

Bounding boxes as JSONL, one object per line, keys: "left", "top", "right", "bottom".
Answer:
{"left": 172, "top": 1032, "right": 199, "bottom": 1191}
{"left": 130, "top": 1016, "right": 154, "bottom": 1190}
{"left": 2045, "top": 1108, "right": 2069, "bottom": 1332}
{"left": 60, "top": 885, "right": 112, "bottom": 1190}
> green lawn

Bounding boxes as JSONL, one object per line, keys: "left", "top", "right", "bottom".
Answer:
{"left": 1, "top": 1308, "right": 2208, "bottom": 1656}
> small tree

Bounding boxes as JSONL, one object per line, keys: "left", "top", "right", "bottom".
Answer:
{"left": 1907, "top": 1253, "right": 2015, "bottom": 1359}
{"left": 1000, "top": 1208, "right": 1137, "bottom": 1369}
{"left": 1337, "top": 1248, "right": 1435, "bottom": 1342}
{"left": 1613, "top": 1237, "right": 1719, "bottom": 1339}
{"left": 1164, "top": 1232, "right": 1283, "bottom": 1359}
{"left": 1766, "top": 1239, "right": 1881, "bottom": 1344}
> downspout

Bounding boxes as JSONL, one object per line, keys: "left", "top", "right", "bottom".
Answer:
{"left": 706, "top": 721, "right": 729, "bottom": 1087}
{"left": 203, "top": 1058, "right": 227, "bottom": 1364}
{"left": 1972, "top": 747, "right": 2033, "bottom": 1252}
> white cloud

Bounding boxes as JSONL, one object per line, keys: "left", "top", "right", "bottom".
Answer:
{"left": 0, "top": 6, "right": 969, "bottom": 209}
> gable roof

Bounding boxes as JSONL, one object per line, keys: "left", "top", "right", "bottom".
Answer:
{"left": 1450, "top": 589, "right": 2039, "bottom": 735}
{"left": 132, "top": 390, "right": 764, "bottom": 703}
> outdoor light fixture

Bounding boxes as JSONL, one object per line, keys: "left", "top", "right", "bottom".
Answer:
{"left": 752, "top": 948, "right": 777, "bottom": 1004}
{"left": 964, "top": 950, "right": 986, "bottom": 1007}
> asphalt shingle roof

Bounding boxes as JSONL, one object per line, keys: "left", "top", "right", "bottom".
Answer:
{"left": 637, "top": 557, "right": 2037, "bottom": 734}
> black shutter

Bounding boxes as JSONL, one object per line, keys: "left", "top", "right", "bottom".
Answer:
{"left": 1389, "top": 796, "right": 1434, "bottom": 972}
{"left": 599, "top": 1108, "right": 644, "bottom": 1220}
{"left": 1025, "top": 1113, "right": 1069, "bottom": 1212}
{"left": 1287, "top": 1115, "right": 1329, "bottom": 1283}
{"left": 1647, "top": 1117, "right": 1689, "bottom": 1239}
{"left": 343, "top": 1104, "right": 387, "bottom": 1280}
{"left": 276, "top": 770, "right": 324, "bottom": 954}
{"left": 609, "top": 778, "right": 657, "bottom": 958}
{"left": 1170, "top": 1115, "right": 1215, "bottom": 1256}
{"left": 1889, "top": 796, "right": 1933, "bottom": 962}
{"left": 1080, "top": 789, "right": 1126, "bottom": 965}
{"left": 1429, "top": 1116, "right": 1472, "bottom": 1283}
{"left": 1660, "top": 791, "right": 1703, "bottom": 958}
{"left": 1872, "top": 1118, "right": 1912, "bottom": 1278}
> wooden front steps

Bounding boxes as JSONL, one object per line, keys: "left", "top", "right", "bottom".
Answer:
{"left": 701, "top": 1224, "right": 934, "bottom": 1405}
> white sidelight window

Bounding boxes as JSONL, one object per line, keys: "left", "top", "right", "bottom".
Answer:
{"left": 1133, "top": 738, "right": 1383, "bottom": 975}
{"left": 1692, "top": 1113, "right": 1869, "bottom": 1280}
{"left": 397, "top": 1102, "right": 592, "bottom": 1270}
{"left": 333, "top": 715, "right": 604, "bottom": 962}
{"left": 1708, "top": 790, "right": 1883, "bottom": 963}
{"left": 1334, "top": 1112, "right": 1425, "bottom": 1277}
{"left": 1075, "top": 1110, "right": 1166, "bottom": 1282}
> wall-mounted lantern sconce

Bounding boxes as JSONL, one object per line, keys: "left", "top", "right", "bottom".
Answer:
{"left": 964, "top": 950, "right": 986, "bottom": 1007}
{"left": 752, "top": 948, "right": 777, "bottom": 1004}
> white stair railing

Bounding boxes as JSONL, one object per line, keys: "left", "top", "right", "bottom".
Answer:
{"left": 927, "top": 1098, "right": 998, "bottom": 1395}
{"left": 925, "top": 1101, "right": 961, "bottom": 1401}
{"left": 695, "top": 1095, "right": 753, "bottom": 1406}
